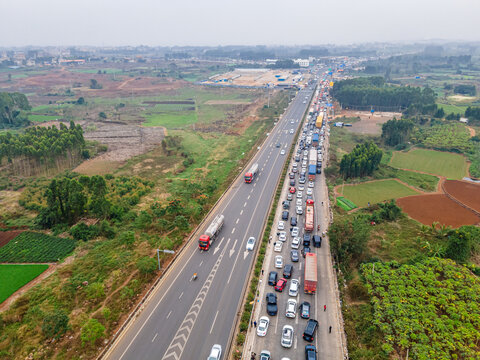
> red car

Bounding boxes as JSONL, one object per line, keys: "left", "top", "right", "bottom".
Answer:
{"left": 274, "top": 278, "right": 287, "bottom": 292}
{"left": 289, "top": 187, "right": 296, "bottom": 194}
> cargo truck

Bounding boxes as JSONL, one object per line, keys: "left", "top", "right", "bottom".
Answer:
{"left": 244, "top": 163, "right": 259, "bottom": 183}
{"left": 315, "top": 114, "right": 323, "bottom": 128}
{"left": 198, "top": 214, "right": 224, "bottom": 250}
{"left": 304, "top": 253, "right": 317, "bottom": 294}
{"left": 308, "top": 149, "right": 317, "bottom": 166}
{"left": 312, "top": 133, "right": 319, "bottom": 147}
{"left": 308, "top": 164, "right": 316, "bottom": 181}
{"left": 304, "top": 199, "right": 314, "bottom": 232}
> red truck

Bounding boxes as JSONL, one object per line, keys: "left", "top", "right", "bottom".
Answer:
{"left": 304, "top": 253, "right": 317, "bottom": 294}
{"left": 244, "top": 163, "right": 259, "bottom": 183}
{"left": 304, "top": 199, "right": 314, "bottom": 232}
{"left": 198, "top": 214, "right": 224, "bottom": 250}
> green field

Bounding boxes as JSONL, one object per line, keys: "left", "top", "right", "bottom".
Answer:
{"left": 0, "top": 232, "right": 76, "bottom": 263}
{"left": 28, "top": 114, "right": 60, "bottom": 122}
{"left": 390, "top": 148, "right": 468, "bottom": 179}
{"left": 0, "top": 264, "right": 48, "bottom": 303}
{"left": 339, "top": 179, "right": 419, "bottom": 208}
{"left": 437, "top": 103, "right": 469, "bottom": 114}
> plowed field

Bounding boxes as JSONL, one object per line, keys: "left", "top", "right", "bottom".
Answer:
{"left": 0, "top": 231, "right": 22, "bottom": 248}
{"left": 443, "top": 180, "right": 480, "bottom": 213}
{"left": 397, "top": 194, "right": 480, "bottom": 228}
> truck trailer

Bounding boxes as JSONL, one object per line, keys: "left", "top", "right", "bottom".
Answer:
{"left": 308, "top": 164, "right": 316, "bottom": 181}
{"left": 304, "top": 253, "right": 317, "bottom": 294}
{"left": 198, "top": 214, "right": 225, "bottom": 250}
{"left": 244, "top": 163, "right": 259, "bottom": 183}
{"left": 304, "top": 199, "right": 314, "bottom": 232}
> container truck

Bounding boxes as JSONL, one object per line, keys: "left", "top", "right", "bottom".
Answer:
{"left": 304, "top": 199, "right": 314, "bottom": 232}
{"left": 308, "top": 164, "right": 316, "bottom": 181}
{"left": 308, "top": 149, "right": 317, "bottom": 166}
{"left": 304, "top": 253, "right": 317, "bottom": 294}
{"left": 244, "top": 163, "right": 259, "bottom": 183}
{"left": 198, "top": 214, "right": 224, "bottom": 250}
{"left": 312, "top": 133, "right": 319, "bottom": 147}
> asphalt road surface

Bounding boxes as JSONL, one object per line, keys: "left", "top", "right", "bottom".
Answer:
{"left": 103, "top": 86, "right": 316, "bottom": 360}
{"left": 244, "top": 96, "right": 344, "bottom": 359}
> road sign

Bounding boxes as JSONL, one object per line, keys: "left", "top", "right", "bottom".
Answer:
{"left": 163, "top": 250, "right": 175, "bottom": 254}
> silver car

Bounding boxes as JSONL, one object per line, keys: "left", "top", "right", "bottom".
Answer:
{"left": 208, "top": 344, "right": 222, "bottom": 360}
{"left": 281, "top": 325, "right": 294, "bottom": 348}
{"left": 285, "top": 299, "right": 297, "bottom": 318}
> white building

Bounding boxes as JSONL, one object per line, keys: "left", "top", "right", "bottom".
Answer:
{"left": 293, "top": 58, "right": 310, "bottom": 67}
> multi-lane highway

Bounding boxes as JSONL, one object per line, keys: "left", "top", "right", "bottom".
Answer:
{"left": 103, "top": 85, "right": 316, "bottom": 360}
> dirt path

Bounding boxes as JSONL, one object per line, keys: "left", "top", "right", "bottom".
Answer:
{"left": 0, "top": 255, "right": 75, "bottom": 312}
{"left": 466, "top": 126, "right": 476, "bottom": 137}
{"left": 118, "top": 78, "right": 135, "bottom": 90}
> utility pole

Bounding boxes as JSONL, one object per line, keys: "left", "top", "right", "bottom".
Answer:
{"left": 157, "top": 249, "right": 175, "bottom": 270}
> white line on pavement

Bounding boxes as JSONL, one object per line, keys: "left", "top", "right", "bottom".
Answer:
{"left": 209, "top": 311, "right": 219, "bottom": 334}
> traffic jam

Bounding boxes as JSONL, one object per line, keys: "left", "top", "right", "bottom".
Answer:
{"left": 250, "top": 77, "right": 332, "bottom": 360}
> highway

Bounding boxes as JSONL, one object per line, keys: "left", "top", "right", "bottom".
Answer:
{"left": 103, "top": 85, "right": 316, "bottom": 360}
{"left": 243, "top": 85, "right": 344, "bottom": 359}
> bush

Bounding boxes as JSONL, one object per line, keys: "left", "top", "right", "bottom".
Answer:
{"left": 70, "top": 223, "right": 99, "bottom": 241}
{"left": 98, "top": 220, "right": 116, "bottom": 239}
{"left": 81, "top": 318, "right": 105, "bottom": 346}
{"left": 137, "top": 256, "right": 157, "bottom": 274}
{"left": 119, "top": 231, "right": 135, "bottom": 247}
{"left": 42, "top": 310, "right": 70, "bottom": 339}
{"left": 85, "top": 282, "right": 105, "bottom": 300}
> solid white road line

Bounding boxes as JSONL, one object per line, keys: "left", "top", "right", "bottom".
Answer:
{"left": 166, "top": 311, "right": 172, "bottom": 319}
{"left": 231, "top": 228, "right": 235, "bottom": 234}
{"left": 209, "top": 310, "right": 219, "bottom": 334}
{"left": 178, "top": 292, "right": 183, "bottom": 300}
{"left": 152, "top": 333, "right": 158, "bottom": 342}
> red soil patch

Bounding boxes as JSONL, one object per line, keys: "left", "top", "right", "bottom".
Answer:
{"left": 0, "top": 231, "right": 23, "bottom": 248}
{"left": 443, "top": 180, "right": 480, "bottom": 213}
{"left": 397, "top": 194, "right": 480, "bottom": 228}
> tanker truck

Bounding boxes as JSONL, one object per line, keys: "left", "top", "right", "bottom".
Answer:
{"left": 198, "top": 214, "right": 225, "bottom": 250}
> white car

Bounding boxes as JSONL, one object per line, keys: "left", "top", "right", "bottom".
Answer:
{"left": 281, "top": 325, "right": 294, "bottom": 348}
{"left": 278, "top": 231, "right": 287, "bottom": 242}
{"left": 274, "top": 241, "right": 283, "bottom": 252}
{"left": 298, "top": 185, "right": 305, "bottom": 191}
{"left": 246, "top": 237, "right": 256, "bottom": 251}
{"left": 278, "top": 221, "right": 285, "bottom": 230}
{"left": 275, "top": 255, "right": 283, "bottom": 269}
{"left": 208, "top": 344, "right": 222, "bottom": 360}
{"left": 285, "top": 299, "right": 297, "bottom": 318}
{"left": 290, "top": 129, "right": 294, "bottom": 134}
{"left": 296, "top": 206, "right": 303, "bottom": 215}
{"left": 296, "top": 198, "right": 302, "bottom": 206}
{"left": 289, "top": 279, "right": 299, "bottom": 297}
{"left": 308, "top": 181, "right": 314, "bottom": 188}
{"left": 291, "top": 120, "right": 294, "bottom": 124}
{"left": 302, "top": 161, "right": 307, "bottom": 167}
{"left": 296, "top": 191, "right": 303, "bottom": 199}
{"left": 260, "top": 350, "right": 271, "bottom": 360}
{"left": 291, "top": 237, "right": 300, "bottom": 249}
{"left": 257, "top": 316, "right": 270, "bottom": 337}
{"left": 306, "top": 188, "right": 313, "bottom": 196}
{"left": 280, "top": 149, "right": 286, "bottom": 155}
{"left": 291, "top": 227, "right": 299, "bottom": 237}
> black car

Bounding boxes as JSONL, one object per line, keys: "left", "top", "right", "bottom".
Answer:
{"left": 300, "top": 301, "right": 311, "bottom": 319}
{"left": 291, "top": 250, "right": 299, "bottom": 262}
{"left": 283, "top": 264, "right": 293, "bottom": 278}
{"left": 302, "top": 246, "right": 311, "bottom": 257}
{"left": 290, "top": 216, "right": 297, "bottom": 226}
{"left": 266, "top": 293, "right": 278, "bottom": 316}
{"left": 303, "top": 319, "right": 318, "bottom": 342}
{"left": 282, "top": 200, "right": 290, "bottom": 210}
{"left": 313, "top": 235, "right": 322, "bottom": 248}
{"left": 316, "top": 166, "right": 322, "bottom": 174}
{"left": 295, "top": 155, "right": 301, "bottom": 162}
{"left": 282, "top": 211, "right": 289, "bottom": 220}
{"left": 305, "top": 344, "right": 317, "bottom": 360}
{"left": 303, "top": 234, "right": 311, "bottom": 246}
{"left": 268, "top": 271, "right": 278, "bottom": 286}
{"left": 276, "top": 143, "right": 281, "bottom": 148}
{"left": 290, "top": 179, "right": 296, "bottom": 186}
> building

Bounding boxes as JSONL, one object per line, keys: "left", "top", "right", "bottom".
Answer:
{"left": 293, "top": 58, "right": 310, "bottom": 67}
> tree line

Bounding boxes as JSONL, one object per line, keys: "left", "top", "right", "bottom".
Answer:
{"left": 339, "top": 141, "right": 383, "bottom": 179}
{"left": 0, "top": 121, "right": 84, "bottom": 163}
{"left": 332, "top": 77, "right": 436, "bottom": 112}
{"left": 381, "top": 119, "right": 414, "bottom": 147}
{"left": 0, "top": 92, "right": 31, "bottom": 127}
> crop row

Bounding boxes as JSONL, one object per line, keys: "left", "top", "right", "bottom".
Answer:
{"left": 0, "top": 232, "right": 76, "bottom": 263}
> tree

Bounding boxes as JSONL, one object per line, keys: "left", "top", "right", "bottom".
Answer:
{"left": 81, "top": 318, "right": 105, "bottom": 346}
{"left": 42, "top": 310, "right": 70, "bottom": 339}
{"left": 339, "top": 142, "right": 383, "bottom": 179}
{"left": 76, "top": 97, "right": 85, "bottom": 105}
{"left": 98, "top": 112, "right": 107, "bottom": 119}
{"left": 381, "top": 119, "right": 414, "bottom": 146}
{"left": 444, "top": 228, "right": 473, "bottom": 263}
{"left": 454, "top": 84, "right": 476, "bottom": 96}
{"left": 0, "top": 92, "right": 31, "bottom": 127}
{"left": 89, "top": 79, "right": 102, "bottom": 89}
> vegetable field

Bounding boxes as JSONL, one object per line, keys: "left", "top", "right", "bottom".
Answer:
{"left": 362, "top": 258, "right": 480, "bottom": 359}
{"left": 421, "top": 123, "right": 473, "bottom": 152}
{"left": 390, "top": 148, "right": 468, "bottom": 179}
{"left": 0, "top": 232, "right": 76, "bottom": 263}
{"left": 0, "top": 264, "right": 48, "bottom": 303}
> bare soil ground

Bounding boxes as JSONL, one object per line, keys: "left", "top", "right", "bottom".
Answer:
{"left": 204, "top": 69, "right": 310, "bottom": 87}
{"left": 397, "top": 194, "right": 480, "bottom": 228}
{"left": 0, "top": 231, "right": 23, "bottom": 248}
{"left": 204, "top": 100, "right": 252, "bottom": 105}
{"left": 335, "top": 110, "right": 401, "bottom": 135}
{"left": 443, "top": 179, "right": 480, "bottom": 213}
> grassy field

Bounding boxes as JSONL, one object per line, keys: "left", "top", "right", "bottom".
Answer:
{"left": 437, "top": 103, "right": 469, "bottom": 115}
{"left": 390, "top": 148, "right": 468, "bottom": 179}
{"left": 0, "top": 264, "right": 48, "bottom": 303}
{"left": 28, "top": 114, "right": 61, "bottom": 122}
{"left": 338, "top": 179, "right": 419, "bottom": 208}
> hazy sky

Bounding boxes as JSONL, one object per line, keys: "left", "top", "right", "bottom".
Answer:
{"left": 1, "top": 0, "right": 479, "bottom": 46}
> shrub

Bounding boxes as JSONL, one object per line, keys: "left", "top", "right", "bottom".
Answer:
{"left": 81, "top": 318, "right": 105, "bottom": 346}
{"left": 42, "top": 310, "right": 70, "bottom": 339}
{"left": 70, "top": 223, "right": 99, "bottom": 241}
{"left": 137, "top": 257, "right": 157, "bottom": 274}
{"left": 119, "top": 231, "right": 135, "bottom": 247}
{"left": 85, "top": 282, "right": 105, "bottom": 300}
